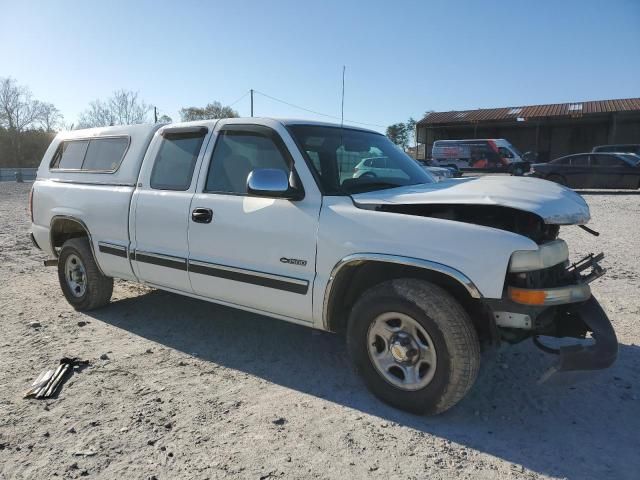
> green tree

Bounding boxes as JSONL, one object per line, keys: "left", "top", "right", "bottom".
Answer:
{"left": 179, "top": 101, "right": 238, "bottom": 121}
{"left": 386, "top": 122, "right": 409, "bottom": 149}
{"left": 406, "top": 117, "right": 417, "bottom": 148}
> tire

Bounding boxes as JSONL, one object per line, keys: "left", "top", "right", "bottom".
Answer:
{"left": 57, "top": 238, "right": 113, "bottom": 311}
{"left": 512, "top": 166, "right": 524, "bottom": 176}
{"left": 347, "top": 278, "right": 480, "bottom": 415}
{"left": 546, "top": 174, "right": 567, "bottom": 186}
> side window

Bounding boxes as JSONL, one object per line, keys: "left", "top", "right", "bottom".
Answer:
{"left": 205, "top": 129, "right": 290, "bottom": 195}
{"left": 570, "top": 155, "right": 589, "bottom": 166}
{"left": 150, "top": 132, "right": 206, "bottom": 191}
{"left": 51, "top": 140, "right": 89, "bottom": 169}
{"left": 371, "top": 157, "right": 386, "bottom": 168}
{"left": 50, "top": 137, "right": 129, "bottom": 171}
{"left": 498, "top": 147, "right": 514, "bottom": 159}
{"left": 592, "top": 155, "right": 624, "bottom": 167}
{"left": 82, "top": 138, "right": 128, "bottom": 171}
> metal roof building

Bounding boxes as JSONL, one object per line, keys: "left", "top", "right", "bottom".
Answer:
{"left": 417, "top": 98, "right": 640, "bottom": 161}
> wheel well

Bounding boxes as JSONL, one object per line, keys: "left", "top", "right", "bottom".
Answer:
{"left": 50, "top": 217, "right": 90, "bottom": 256}
{"left": 325, "top": 261, "right": 494, "bottom": 342}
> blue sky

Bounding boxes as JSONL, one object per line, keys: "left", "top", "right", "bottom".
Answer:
{"left": 1, "top": 0, "right": 638, "bottom": 132}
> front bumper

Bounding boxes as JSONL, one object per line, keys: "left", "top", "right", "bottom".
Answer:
{"left": 489, "top": 251, "right": 618, "bottom": 373}
{"left": 552, "top": 296, "right": 618, "bottom": 372}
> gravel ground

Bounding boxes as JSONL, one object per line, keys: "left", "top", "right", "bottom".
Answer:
{"left": 1, "top": 182, "right": 638, "bottom": 480}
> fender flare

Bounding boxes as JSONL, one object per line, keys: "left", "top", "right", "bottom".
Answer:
{"left": 322, "top": 253, "right": 482, "bottom": 330}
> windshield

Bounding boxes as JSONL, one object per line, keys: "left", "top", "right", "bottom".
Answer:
{"left": 504, "top": 142, "right": 522, "bottom": 157}
{"left": 288, "top": 125, "right": 434, "bottom": 194}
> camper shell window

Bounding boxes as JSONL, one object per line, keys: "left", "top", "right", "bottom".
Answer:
{"left": 50, "top": 136, "right": 130, "bottom": 172}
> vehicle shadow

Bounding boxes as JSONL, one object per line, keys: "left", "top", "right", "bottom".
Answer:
{"left": 87, "top": 288, "right": 640, "bottom": 480}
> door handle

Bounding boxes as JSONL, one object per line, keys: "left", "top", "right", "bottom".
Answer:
{"left": 191, "top": 207, "right": 213, "bottom": 224}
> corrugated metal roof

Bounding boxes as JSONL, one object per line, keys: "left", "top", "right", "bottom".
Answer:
{"left": 419, "top": 98, "right": 640, "bottom": 125}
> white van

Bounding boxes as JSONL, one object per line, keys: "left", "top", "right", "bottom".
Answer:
{"left": 431, "top": 139, "right": 529, "bottom": 175}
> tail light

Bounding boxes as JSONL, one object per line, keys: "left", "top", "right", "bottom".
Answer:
{"left": 29, "top": 186, "right": 34, "bottom": 222}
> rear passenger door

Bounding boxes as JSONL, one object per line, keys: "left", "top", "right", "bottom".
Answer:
{"left": 131, "top": 126, "right": 210, "bottom": 292}
{"left": 567, "top": 155, "right": 591, "bottom": 188}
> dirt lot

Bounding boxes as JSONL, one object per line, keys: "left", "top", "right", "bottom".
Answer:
{"left": 1, "top": 182, "right": 639, "bottom": 480}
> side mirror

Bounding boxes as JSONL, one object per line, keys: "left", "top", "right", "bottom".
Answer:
{"left": 247, "top": 168, "right": 303, "bottom": 200}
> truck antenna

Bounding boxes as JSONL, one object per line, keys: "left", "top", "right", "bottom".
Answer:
{"left": 340, "top": 66, "right": 346, "bottom": 129}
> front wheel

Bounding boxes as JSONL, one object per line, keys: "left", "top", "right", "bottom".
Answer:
{"left": 58, "top": 238, "right": 113, "bottom": 311}
{"left": 347, "top": 279, "right": 480, "bottom": 415}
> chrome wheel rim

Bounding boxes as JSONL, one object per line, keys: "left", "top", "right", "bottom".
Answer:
{"left": 65, "top": 254, "right": 87, "bottom": 297}
{"left": 367, "top": 312, "right": 437, "bottom": 391}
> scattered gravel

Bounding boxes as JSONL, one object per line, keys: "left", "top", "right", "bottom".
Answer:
{"left": 1, "top": 181, "right": 639, "bottom": 479}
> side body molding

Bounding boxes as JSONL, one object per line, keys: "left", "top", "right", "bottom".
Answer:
{"left": 322, "top": 253, "right": 482, "bottom": 330}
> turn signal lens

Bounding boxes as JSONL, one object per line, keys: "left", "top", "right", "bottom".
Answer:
{"left": 508, "top": 287, "right": 547, "bottom": 305}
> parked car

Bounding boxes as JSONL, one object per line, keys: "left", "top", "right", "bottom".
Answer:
{"left": 31, "top": 119, "right": 617, "bottom": 415}
{"left": 592, "top": 144, "right": 640, "bottom": 155}
{"left": 431, "top": 139, "right": 530, "bottom": 175}
{"left": 353, "top": 156, "right": 413, "bottom": 179}
{"left": 530, "top": 152, "right": 640, "bottom": 189}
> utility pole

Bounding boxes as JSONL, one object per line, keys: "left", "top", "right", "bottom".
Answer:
{"left": 250, "top": 89, "right": 254, "bottom": 117}
{"left": 154, "top": 106, "right": 158, "bottom": 123}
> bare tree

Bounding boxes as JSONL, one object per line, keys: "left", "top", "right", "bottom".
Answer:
{"left": 0, "top": 77, "right": 46, "bottom": 166}
{"left": 78, "top": 90, "right": 150, "bottom": 128}
{"left": 38, "top": 102, "right": 64, "bottom": 132}
{"left": 78, "top": 100, "right": 115, "bottom": 128}
{"left": 0, "top": 77, "right": 43, "bottom": 132}
{"left": 109, "top": 90, "right": 149, "bottom": 125}
{"left": 179, "top": 101, "right": 238, "bottom": 122}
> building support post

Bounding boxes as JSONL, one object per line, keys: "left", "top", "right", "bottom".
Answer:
{"left": 608, "top": 114, "right": 617, "bottom": 144}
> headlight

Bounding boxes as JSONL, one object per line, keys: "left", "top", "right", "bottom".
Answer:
{"left": 509, "top": 239, "right": 569, "bottom": 272}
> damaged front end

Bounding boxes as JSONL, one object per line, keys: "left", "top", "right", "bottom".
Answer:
{"left": 486, "top": 245, "right": 617, "bottom": 378}
{"left": 351, "top": 178, "right": 617, "bottom": 377}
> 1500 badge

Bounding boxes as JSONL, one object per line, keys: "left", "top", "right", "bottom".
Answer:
{"left": 280, "top": 257, "right": 307, "bottom": 266}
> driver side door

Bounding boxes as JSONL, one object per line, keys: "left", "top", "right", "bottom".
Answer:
{"left": 187, "top": 123, "right": 321, "bottom": 323}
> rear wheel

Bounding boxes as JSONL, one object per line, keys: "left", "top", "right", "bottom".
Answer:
{"left": 547, "top": 173, "right": 567, "bottom": 186}
{"left": 347, "top": 279, "right": 480, "bottom": 415}
{"left": 58, "top": 238, "right": 113, "bottom": 311}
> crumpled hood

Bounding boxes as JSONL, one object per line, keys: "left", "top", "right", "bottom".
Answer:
{"left": 351, "top": 176, "right": 590, "bottom": 225}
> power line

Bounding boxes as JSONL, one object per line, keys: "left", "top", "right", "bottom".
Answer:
{"left": 227, "top": 90, "right": 250, "bottom": 108}
{"left": 252, "top": 89, "right": 386, "bottom": 128}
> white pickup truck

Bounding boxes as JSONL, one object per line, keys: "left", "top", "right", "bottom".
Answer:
{"left": 30, "top": 118, "right": 617, "bottom": 415}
